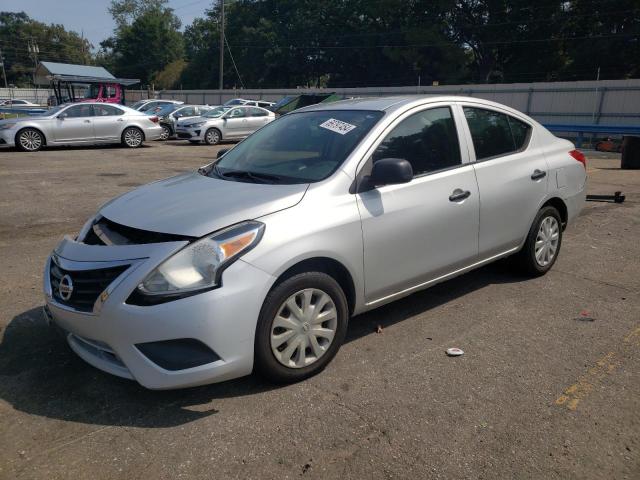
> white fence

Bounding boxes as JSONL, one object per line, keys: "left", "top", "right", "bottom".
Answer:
{"left": 5, "top": 79, "right": 640, "bottom": 126}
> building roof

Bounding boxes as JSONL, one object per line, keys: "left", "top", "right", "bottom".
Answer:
{"left": 35, "top": 62, "right": 139, "bottom": 86}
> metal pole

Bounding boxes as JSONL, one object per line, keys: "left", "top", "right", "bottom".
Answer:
{"left": 0, "top": 47, "right": 8, "bottom": 89}
{"left": 219, "top": 0, "right": 225, "bottom": 91}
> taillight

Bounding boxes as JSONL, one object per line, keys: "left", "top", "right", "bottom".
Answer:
{"left": 569, "top": 149, "right": 586, "bottom": 168}
{"left": 149, "top": 116, "right": 159, "bottom": 123}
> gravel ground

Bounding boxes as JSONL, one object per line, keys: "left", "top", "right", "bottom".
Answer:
{"left": 0, "top": 142, "right": 638, "bottom": 479}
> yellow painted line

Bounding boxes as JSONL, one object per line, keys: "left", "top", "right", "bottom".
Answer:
{"left": 555, "top": 325, "right": 639, "bottom": 411}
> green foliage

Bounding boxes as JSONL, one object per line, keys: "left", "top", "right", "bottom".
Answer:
{"left": 152, "top": 58, "right": 187, "bottom": 88}
{"left": 0, "top": 11, "right": 92, "bottom": 87}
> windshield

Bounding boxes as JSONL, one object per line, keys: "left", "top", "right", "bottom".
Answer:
{"left": 224, "top": 99, "right": 245, "bottom": 106}
{"left": 208, "top": 110, "right": 384, "bottom": 184}
{"left": 203, "top": 106, "right": 230, "bottom": 118}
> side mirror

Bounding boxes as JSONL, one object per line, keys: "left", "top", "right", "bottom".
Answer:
{"left": 57, "top": 113, "right": 67, "bottom": 120}
{"left": 368, "top": 158, "right": 413, "bottom": 188}
{"left": 216, "top": 148, "right": 229, "bottom": 159}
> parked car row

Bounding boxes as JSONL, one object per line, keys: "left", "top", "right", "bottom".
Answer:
{"left": 0, "top": 102, "right": 162, "bottom": 151}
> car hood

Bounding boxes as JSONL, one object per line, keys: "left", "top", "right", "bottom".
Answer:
{"left": 99, "top": 172, "right": 308, "bottom": 237}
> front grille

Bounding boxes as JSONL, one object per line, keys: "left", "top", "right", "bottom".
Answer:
{"left": 50, "top": 260, "right": 129, "bottom": 312}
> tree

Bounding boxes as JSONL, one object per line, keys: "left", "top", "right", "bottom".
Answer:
{"left": 0, "top": 11, "right": 92, "bottom": 86}
{"left": 104, "top": 0, "right": 184, "bottom": 85}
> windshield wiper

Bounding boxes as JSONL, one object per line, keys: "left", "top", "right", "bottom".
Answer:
{"left": 218, "top": 169, "right": 283, "bottom": 184}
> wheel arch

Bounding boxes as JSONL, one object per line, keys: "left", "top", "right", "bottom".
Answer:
{"left": 541, "top": 197, "right": 568, "bottom": 229}
{"left": 122, "top": 125, "right": 146, "bottom": 141}
{"left": 15, "top": 126, "right": 47, "bottom": 146}
{"left": 271, "top": 257, "right": 356, "bottom": 316}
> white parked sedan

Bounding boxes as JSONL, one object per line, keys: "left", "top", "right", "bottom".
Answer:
{"left": 0, "top": 102, "right": 163, "bottom": 151}
{"left": 43, "top": 96, "right": 586, "bottom": 389}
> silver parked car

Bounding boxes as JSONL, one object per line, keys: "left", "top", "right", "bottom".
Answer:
{"left": 131, "top": 99, "right": 183, "bottom": 112}
{"left": 155, "top": 104, "right": 214, "bottom": 140}
{"left": 0, "top": 103, "right": 163, "bottom": 152}
{"left": 43, "top": 96, "right": 586, "bottom": 389}
{"left": 224, "top": 98, "right": 276, "bottom": 108}
{"left": 175, "top": 105, "right": 275, "bottom": 145}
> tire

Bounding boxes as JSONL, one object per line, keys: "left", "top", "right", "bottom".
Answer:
{"left": 121, "top": 127, "right": 144, "bottom": 148}
{"left": 159, "top": 125, "right": 172, "bottom": 141}
{"left": 204, "top": 128, "right": 221, "bottom": 145}
{"left": 15, "top": 128, "right": 44, "bottom": 152}
{"left": 595, "top": 142, "right": 604, "bottom": 152}
{"left": 254, "top": 272, "right": 349, "bottom": 383}
{"left": 514, "top": 206, "right": 562, "bottom": 276}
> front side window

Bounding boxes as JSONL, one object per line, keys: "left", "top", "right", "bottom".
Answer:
{"left": 463, "top": 107, "right": 531, "bottom": 160}
{"left": 372, "top": 107, "right": 461, "bottom": 176}
{"left": 226, "top": 108, "right": 247, "bottom": 119}
{"left": 64, "top": 105, "right": 94, "bottom": 118}
{"left": 209, "top": 110, "right": 384, "bottom": 184}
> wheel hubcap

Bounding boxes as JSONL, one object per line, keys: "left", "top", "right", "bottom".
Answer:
{"left": 207, "top": 131, "right": 219, "bottom": 144}
{"left": 270, "top": 288, "right": 337, "bottom": 369}
{"left": 535, "top": 216, "right": 559, "bottom": 267}
{"left": 125, "top": 129, "right": 142, "bottom": 147}
{"left": 160, "top": 127, "right": 170, "bottom": 140}
{"left": 20, "top": 131, "right": 41, "bottom": 151}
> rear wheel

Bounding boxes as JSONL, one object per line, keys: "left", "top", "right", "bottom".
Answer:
{"left": 204, "top": 128, "right": 221, "bottom": 145}
{"left": 159, "top": 125, "right": 172, "bottom": 141}
{"left": 514, "top": 206, "right": 562, "bottom": 276}
{"left": 16, "top": 128, "right": 44, "bottom": 152}
{"left": 122, "top": 127, "right": 144, "bottom": 148}
{"left": 254, "top": 272, "right": 348, "bottom": 383}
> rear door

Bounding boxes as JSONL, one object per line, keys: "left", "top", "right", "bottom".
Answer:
{"left": 247, "top": 107, "right": 272, "bottom": 133}
{"left": 459, "top": 104, "right": 548, "bottom": 257}
{"left": 357, "top": 104, "right": 480, "bottom": 302}
{"left": 53, "top": 104, "right": 95, "bottom": 143}
{"left": 92, "top": 104, "right": 126, "bottom": 141}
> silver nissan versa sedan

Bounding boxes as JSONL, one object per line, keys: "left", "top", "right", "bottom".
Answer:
{"left": 43, "top": 96, "right": 586, "bottom": 389}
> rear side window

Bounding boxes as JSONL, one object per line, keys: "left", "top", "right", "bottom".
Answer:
{"left": 463, "top": 107, "right": 531, "bottom": 160}
{"left": 94, "top": 105, "right": 124, "bottom": 116}
{"left": 372, "top": 107, "right": 461, "bottom": 176}
{"left": 250, "top": 107, "right": 268, "bottom": 117}
{"left": 64, "top": 105, "right": 94, "bottom": 118}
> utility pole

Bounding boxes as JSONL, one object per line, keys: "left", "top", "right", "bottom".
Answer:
{"left": 0, "top": 47, "right": 8, "bottom": 89}
{"left": 219, "top": 0, "right": 225, "bottom": 91}
{"left": 27, "top": 39, "right": 39, "bottom": 102}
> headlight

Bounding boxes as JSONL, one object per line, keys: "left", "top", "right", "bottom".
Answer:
{"left": 137, "top": 221, "right": 265, "bottom": 297}
{"left": 188, "top": 122, "right": 205, "bottom": 128}
{"left": 0, "top": 123, "right": 17, "bottom": 130}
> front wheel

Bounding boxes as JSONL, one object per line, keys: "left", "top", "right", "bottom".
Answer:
{"left": 514, "top": 206, "right": 562, "bottom": 276}
{"left": 16, "top": 128, "right": 44, "bottom": 152}
{"left": 204, "top": 128, "right": 221, "bottom": 145}
{"left": 122, "top": 127, "right": 144, "bottom": 148}
{"left": 254, "top": 272, "right": 349, "bottom": 383}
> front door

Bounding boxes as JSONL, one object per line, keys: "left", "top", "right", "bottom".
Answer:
{"left": 223, "top": 107, "right": 250, "bottom": 138}
{"left": 460, "top": 105, "right": 549, "bottom": 257}
{"left": 53, "top": 104, "right": 95, "bottom": 143}
{"left": 357, "top": 105, "right": 480, "bottom": 303}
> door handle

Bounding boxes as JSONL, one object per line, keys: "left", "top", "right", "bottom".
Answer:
{"left": 531, "top": 169, "right": 547, "bottom": 180}
{"left": 83, "top": 120, "right": 91, "bottom": 123}
{"left": 117, "top": 118, "right": 124, "bottom": 122}
{"left": 449, "top": 189, "right": 471, "bottom": 202}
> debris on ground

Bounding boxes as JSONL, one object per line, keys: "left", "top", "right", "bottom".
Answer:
{"left": 446, "top": 348, "right": 464, "bottom": 357}
{"left": 376, "top": 325, "right": 383, "bottom": 333}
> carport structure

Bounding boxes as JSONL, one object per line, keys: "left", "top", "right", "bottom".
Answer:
{"left": 35, "top": 61, "right": 139, "bottom": 105}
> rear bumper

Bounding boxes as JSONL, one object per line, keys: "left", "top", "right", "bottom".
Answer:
{"left": 144, "top": 125, "right": 163, "bottom": 141}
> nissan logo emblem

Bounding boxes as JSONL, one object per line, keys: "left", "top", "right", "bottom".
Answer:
{"left": 58, "top": 274, "right": 74, "bottom": 301}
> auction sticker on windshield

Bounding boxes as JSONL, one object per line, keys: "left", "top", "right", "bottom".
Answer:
{"left": 319, "top": 118, "right": 357, "bottom": 135}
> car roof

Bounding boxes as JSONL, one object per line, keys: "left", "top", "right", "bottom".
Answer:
{"left": 295, "top": 95, "right": 527, "bottom": 116}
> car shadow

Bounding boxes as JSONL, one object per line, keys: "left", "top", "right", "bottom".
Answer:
{"left": 0, "top": 260, "right": 526, "bottom": 428}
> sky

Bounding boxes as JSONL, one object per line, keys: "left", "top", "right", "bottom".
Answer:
{"left": 2, "top": 0, "right": 212, "bottom": 49}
